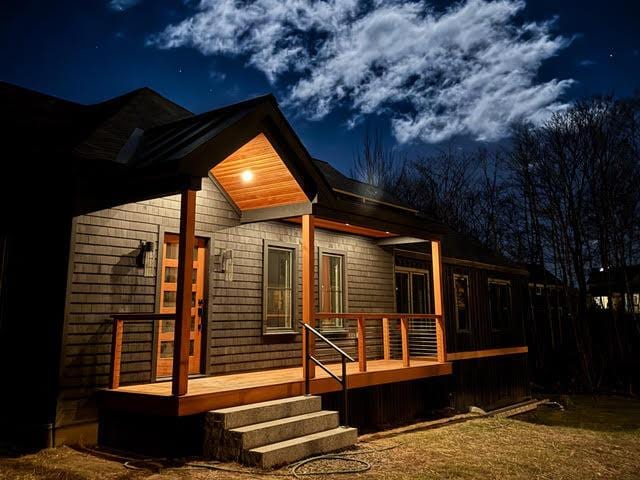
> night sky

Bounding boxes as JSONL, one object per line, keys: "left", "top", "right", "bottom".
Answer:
{"left": 1, "top": 0, "right": 638, "bottom": 174}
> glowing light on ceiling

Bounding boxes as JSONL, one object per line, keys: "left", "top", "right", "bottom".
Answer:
{"left": 241, "top": 170, "right": 254, "bottom": 183}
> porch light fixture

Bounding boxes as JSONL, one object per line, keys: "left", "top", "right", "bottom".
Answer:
{"left": 241, "top": 170, "right": 254, "bottom": 183}
{"left": 136, "top": 241, "right": 155, "bottom": 277}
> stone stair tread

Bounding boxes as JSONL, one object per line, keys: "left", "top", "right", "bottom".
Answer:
{"left": 211, "top": 396, "right": 319, "bottom": 414}
{"left": 231, "top": 410, "right": 337, "bottom": 433}
{"left": 207, "top": 395, "right": 322, "bottom": 429}
{"left": 249, "top": 426, "right": 357, "bottom": 454}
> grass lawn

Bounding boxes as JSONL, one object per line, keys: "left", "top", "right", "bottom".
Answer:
{"left": 1, "top": 395, "right": 639, "bottom": 480}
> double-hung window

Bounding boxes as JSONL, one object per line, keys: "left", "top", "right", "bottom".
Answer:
{"left": 488, "top": 279, "right": 512, "bottom": 330}
{"left": 263, "top": 242, "right": 296, "bottom": 334}
{"left": 319, "top": 250, "right": 346, "bottom": 330}
{"left": 453, "top": 274, "right": 470, "bottom": 332}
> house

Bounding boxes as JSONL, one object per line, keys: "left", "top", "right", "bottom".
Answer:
{"left": 588, "top": 265, "right": 640, "bottom": 313}
{"left": 0, "top": 82, "right": 530, "bottom": 458}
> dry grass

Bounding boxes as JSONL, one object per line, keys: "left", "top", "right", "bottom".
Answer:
{"left": 1, "top": 396, "right": 638, "bottom": 480}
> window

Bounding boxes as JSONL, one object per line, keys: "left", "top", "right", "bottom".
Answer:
{"left": 489, "top": 279, "right": 512, "bottom": 330}
{"left": 320, "top": 251, "right": 346, "bottom": 330}
{"left": 453, "top": 274, "right": 470, "bottom": 331}
{"left": 263, "top": 243, "right": 296, "bottom": 333}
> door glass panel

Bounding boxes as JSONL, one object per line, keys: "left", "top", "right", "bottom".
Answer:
{"left": 161, "top": 320, "right": 175, "bottom": 333}
{"left": 395, "top": 272, "right": 410, "bottom": 313}
{"left": 163, "top": 291, "right": 176, "bottom": 308}
{"left": 164, "top": 267, "right": 178, "bottom": 283}
{"left": 411, "top": 274, "right": 427, "bottom": 314}
{"left": 166, "top": 243, "right": 178, "bottom": 259}
{"left": 160, "top": 341, "right": 173, "bottom": 358}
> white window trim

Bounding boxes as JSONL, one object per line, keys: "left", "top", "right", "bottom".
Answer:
{"left": 262, "top": 241, "right": 298, "bottom": 335}
{"left": 318, "top": 248, "right": 348, "bottom": 332}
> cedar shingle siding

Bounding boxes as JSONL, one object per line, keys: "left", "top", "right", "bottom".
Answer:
{"left": 58, "top": 177, "right": 394, "bottom": 427}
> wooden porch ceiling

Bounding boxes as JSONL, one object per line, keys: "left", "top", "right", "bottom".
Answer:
{"left": 98, "top": 359, "right": 452, "bottom": 417}
{"left": 210, "top": 133, "right": 309, "bottom": 211}
{"left": 285, "top": 216, "right": 397, "bottom": 238}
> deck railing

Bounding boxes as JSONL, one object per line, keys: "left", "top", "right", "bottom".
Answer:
{"left": 311, "top": 312, "right": 445, "bottom": 373}
{"left": 109, "top": 311, "right": 445, "bottom": 391}
{"left": 109, "top": 313, "right": 175, "bottom": 389}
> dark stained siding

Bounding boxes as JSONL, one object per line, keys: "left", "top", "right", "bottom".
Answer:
{"left": 451, "top": 354, "right": 530, "bottom": 411}
{"left": 321, "top": 377, "right": 450, "bottom": 431}
{"left": 443, "top": 264, "right": 527, "bottom": 353}
{"left": 58, "top": 177, "right": 395, "bottom": 428}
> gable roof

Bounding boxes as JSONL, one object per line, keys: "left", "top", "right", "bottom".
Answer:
{"left": 2, "top": 82, "right": 479, "bottom": 250}
{"left": 73, "top": 87, "right": 192, "bottom": 163}
{"left": 313, "top": 159, "right": 416, "bottom": 212}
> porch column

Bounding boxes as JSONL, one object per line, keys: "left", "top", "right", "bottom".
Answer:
{"left": 172, "top": 189, "right": 197, "bottom": 396}
{"left": 302, "top": 214, "right": 316, "bottom": 378}
{"left": 431, "top": 239, "right": 447, "bottom": 363}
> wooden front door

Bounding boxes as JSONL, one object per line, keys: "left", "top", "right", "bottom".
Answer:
{"left": 156, "top": 233, "right": 206, "bottom": 378}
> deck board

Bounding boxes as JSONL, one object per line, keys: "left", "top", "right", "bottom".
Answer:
{"left": 98, "top": 359, "right": 452, "bottom": 416}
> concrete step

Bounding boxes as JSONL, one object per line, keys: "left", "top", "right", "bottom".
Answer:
{"left": 207, "top": 395, "right": 322, "bottom": 429}
{"left": 245, "top": 426, "right": 358, "bottom": 469}
{"left": 231, "top": 410, "right": 339, "bottom": 450}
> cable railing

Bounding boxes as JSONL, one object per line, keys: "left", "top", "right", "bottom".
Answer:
{"left": 300, "top": 321, "right": 355, "bottom": 426}
{"left": 312, "top": 312, "right": 445, "bottom": 371}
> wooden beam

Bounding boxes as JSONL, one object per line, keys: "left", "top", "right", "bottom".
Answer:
{"left": 301, "top": 214, "right": 315, "bottom": 378}
{"left": 400, "top": 317, "right": 410, "bottom": 367}
{"left": 447, "top": 346, "right": 528, "bottom": 361}
{"left": 431, "top": 240, "right": 446, "bottom": 363}
{"left": 109, "top": 318, "right": 124, "bottom": 389}
{"left": 240, "top": 201, "right": 312, "bottom": 224}
{"left": 382, "top": 317, "right": 390, "bottom": 361}
{"left": 357, "top": 315, "right": 367, "bottom": 372}
{"left": 172, "top": 189, "right": 197, "bottom": 397}
{"left": 376, "top": 236, "right": 427, "bottom": 246}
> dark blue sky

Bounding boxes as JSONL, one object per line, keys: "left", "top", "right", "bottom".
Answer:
{"left": 1, "top": 0, "right": 638, "bottom": 174}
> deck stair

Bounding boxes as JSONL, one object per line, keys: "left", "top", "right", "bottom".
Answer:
{"left": 203, "top": 395, "right": 358, "bottom": 468}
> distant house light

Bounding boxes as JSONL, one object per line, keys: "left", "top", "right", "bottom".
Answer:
{"left": 241, "top": 170, "right": 254, "bottom": 183}
{"left": 599, "top": 267, "right": 604, "bottom": 272}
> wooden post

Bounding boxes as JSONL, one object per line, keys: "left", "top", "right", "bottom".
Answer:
{"left": 357, "top": 315, "right": 367, "bottom": 372}
{"left": 382, "top": 317, "right": 390, "bottom": 361}
{"left": 302, "top": 214, "right": 315, "bottom": 378}
{"left": 431, "top": 239, "right": 447, "bottom": 363}
{"left": 172, "top": 189, "right": 196, "bottom": 396}
{"left": 109, "top": 318, "right": 124, "bottom": 389}
{"left": 401, "top": 317, "right": 410, "bottom": 367}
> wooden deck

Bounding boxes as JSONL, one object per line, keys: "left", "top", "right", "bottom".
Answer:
{"left": 98, "top": 359, "right": 452, "bottom": 417}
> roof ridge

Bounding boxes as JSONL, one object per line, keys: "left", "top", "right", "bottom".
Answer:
{"left": 141, "top": 93, "right": 276, "bottom": 135}
{"left": 0, "top": 81, "right": 84, "bottom": 107}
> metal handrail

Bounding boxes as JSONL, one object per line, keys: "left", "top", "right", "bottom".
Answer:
{"left": 300, "top": 321, "right": 354, "bottom": 426}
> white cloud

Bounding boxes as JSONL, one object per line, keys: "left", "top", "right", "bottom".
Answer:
{"left": 109, "top": 0, "right": 142, "bottom": 12}
{"left": 149, "top": 0, "right": 574, "bottom": 143}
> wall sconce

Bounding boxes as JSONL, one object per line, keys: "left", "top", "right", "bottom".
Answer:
{"left": 214, "top": 249, "right": 234, "bottom": 281}
{"left": 136, "top": 240, "right": 155, "bottom": 277}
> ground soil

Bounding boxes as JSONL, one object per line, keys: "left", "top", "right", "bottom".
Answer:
{"left": 1, "top": 395, "right": 639, "bottom": 480}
